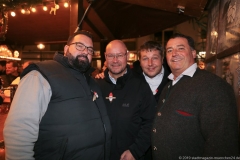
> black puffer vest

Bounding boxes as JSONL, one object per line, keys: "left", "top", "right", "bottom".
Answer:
{"left": 21, "top": 55, "right": 111, "bottom": 160}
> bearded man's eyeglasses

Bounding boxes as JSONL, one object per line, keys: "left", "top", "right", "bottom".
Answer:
{"left": 68, "top": 42, "right": 94, "bottom": 56}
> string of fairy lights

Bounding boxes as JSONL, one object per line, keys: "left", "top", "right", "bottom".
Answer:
{"left": 0, "top": 1, "right": 70, "bottom": 60}
{"left": 1, "top": 0, "right": 70, "bottom": 17}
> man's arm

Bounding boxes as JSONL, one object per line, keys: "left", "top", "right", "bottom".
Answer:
{"left": 3, "top": 70, "right": 52, "bottom": 160}
{"left": 94, "top": 72, "right": 105, "bottom": 79}
{"left": 200, "top": 81, "right": 239, "bottom": 156}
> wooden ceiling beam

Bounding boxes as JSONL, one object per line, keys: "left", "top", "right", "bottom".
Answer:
{"left": 84, "top": 18, "right": 105, "bottom": 39}
{"left": 83, "top": 0, "right": 115, "bottom": 40}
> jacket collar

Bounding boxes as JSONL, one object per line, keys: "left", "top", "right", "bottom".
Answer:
{"left": 104, "top": 65, "right": 132, "bottom": 89}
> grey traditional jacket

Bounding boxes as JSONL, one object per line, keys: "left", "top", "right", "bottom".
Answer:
{"left": 152, "top": 69, "right": 239, "bottom": 159}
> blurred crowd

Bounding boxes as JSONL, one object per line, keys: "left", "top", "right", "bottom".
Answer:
{"left": 0, "top": 60, "right": 31, "bottom": 101}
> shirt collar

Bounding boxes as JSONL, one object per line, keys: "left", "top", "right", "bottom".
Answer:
{"left": 168, "top": 63, "right": 197, "bottom": 83}
{"left": 143, "top": 66, "right": 164, "bottom": 94}
{"left": 108, "top": 70, "right": 128, "bottom": 85}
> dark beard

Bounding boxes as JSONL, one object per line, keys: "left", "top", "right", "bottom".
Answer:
{"left": 66, "top": 51, "right": 90, "bottom": 72}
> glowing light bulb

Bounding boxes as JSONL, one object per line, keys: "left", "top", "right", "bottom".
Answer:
{"left": 37, "top": 44, "right": 45, "bottom": 50}
{"left": 64, "top": 2, "right": 69, "bottom": 8}
{"left": 31, "top": 7, "right": 36, "bottom": 12}
{"left": 11, "top": 11, "right": 16, "bottom": 17}
{"left": 14, "top": 51, "right": 19, "bottom": 57}
{"left": 21, "top": 9, "right": 25, "bottom": 14}
{"left": 43, "top": 6, "right": 48, "bottom": 11}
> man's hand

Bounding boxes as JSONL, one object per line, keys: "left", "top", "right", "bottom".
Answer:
{"left": 95, "top": 72, "right": 105, "bottom": 79}
{"left": 120, "top": 150, "right": 135, "bottom": 160}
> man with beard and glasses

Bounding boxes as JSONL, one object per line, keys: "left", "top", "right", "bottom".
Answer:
{"left": 4, "top": 30, "right": 112, "bottom": 160}
{"left": 95, "top": 40, "right": 156, "bottom": 160}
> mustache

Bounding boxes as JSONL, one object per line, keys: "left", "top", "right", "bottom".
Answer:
{"left": 77, "top": 54, "right": 88, "bottom": 58}
{"left": 76, "top": 54, "right": 88, "bottom": 61}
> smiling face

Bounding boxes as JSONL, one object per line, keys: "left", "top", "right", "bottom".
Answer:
{"left": 139, "top": 49, "right": 163, "bottom": 78}
{"left": 166, "top": 37, "right": 196, "bottom": 78}
{"left": 105, "top": 40, "right": 129, "bottom": 80}
{"left": 64, "top": 34, "right": 93, "bottom": 72}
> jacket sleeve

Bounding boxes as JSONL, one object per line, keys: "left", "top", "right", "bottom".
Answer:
{"left": 200, "top": 81, "right": 239, "bottom": 156}
{"left": 129, "top": 82, "right": 156, "bottom": 159}
{"left": 3, "top": 70, "right": 52, "bottom": 160}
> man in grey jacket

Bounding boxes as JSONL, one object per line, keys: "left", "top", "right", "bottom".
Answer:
{"left": 152, "top": 33, "right": 239, "bottom": 159}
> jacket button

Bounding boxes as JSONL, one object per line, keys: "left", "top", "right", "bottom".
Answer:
{"left": 153, "top": 146, "right": 157, "bottom": 150}
{"left": 153, "top": 128, "right": 156, "bottom": 133}
{"left": 157, "top": 112, "right": 161, "bottom": 116}
{"left": 162, "top": 99, "right": 165, "bottom": 103}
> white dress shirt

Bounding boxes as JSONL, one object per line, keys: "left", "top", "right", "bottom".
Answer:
{"left": 143, "top": 66, "right": 164, "bottom": 95}
{"left": 168, "top": 63, "right": 197, "bottom": 86}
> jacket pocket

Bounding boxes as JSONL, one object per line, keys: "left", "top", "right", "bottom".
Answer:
{"left": 175, "top": 110, "right": 194, "bottom": 117}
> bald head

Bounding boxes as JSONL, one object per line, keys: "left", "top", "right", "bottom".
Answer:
{"left": 105, "top": 40, "right": 129, "bottom": 80}
{"left": 106, "top": 40, "right": 127, "bottom": 52}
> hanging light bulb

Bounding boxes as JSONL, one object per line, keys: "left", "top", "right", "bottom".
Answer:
{"left": 31, "top": 6, "right": 36, "bottom": 12}
{"left": 21, "top": 7, "right": 25, "bottom": 14}
{"left": 64, "top": 2, "right": 69, "bottom": 8}
{"left": 43, "top": 3, "right": 48, "bottom": 11}
{"left": 10, "top": 11, "right": 16, "bottom": 17}
{"left": 43, "top": 6, "right": 48, "bottom": 11}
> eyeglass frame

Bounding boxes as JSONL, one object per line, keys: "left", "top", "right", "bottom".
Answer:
{"left": 105, "top": 51, "right": 128, "bottom": 60}
{"left": 67, "top": 42, "right": 94, "bottom": 56}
